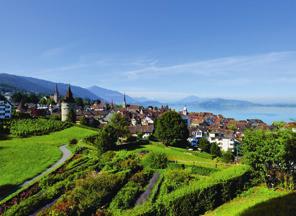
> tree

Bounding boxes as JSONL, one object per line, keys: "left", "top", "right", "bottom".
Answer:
{"left": 155, "top": 111, "right": 189, "bottom": 146}
{"left": 109, "top": 113, "right": 129, "bottom": 138}
{"left": 95, "top": 125, "right": 118, "bottom": 154}
{"left": 79, "top": 116, "right": 88, "bottom": 126}
{"left": 198, "top": 137, "right": 211, "bottom": 153}
{"left": 210, "top": 143, "right": 221, "bottom": 158}
{"left": 67, "top": 109, "right": 76, "bottom": 123}
{"left": 242, "top": 128, "right": 296, "bottom": 188}
{"left": 75, "top": 97, "right": 84, "bottom": 108}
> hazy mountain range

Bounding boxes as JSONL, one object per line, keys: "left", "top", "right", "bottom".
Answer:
{"left": 0, "top": 73, "right": 295, "bottom": 109}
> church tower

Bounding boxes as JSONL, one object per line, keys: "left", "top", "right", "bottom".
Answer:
{"left": 61, "top": 85, "right": 76, "bottom": 122}
{"left": 53, "top": 84, "right": 60, "bottom": 104}
{"left": 123, "top": 93, "right": 127, "bottom": 109}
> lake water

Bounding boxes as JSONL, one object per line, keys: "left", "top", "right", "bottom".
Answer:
{"left": 171, "top": 105, "right": 296, "bottom": 125}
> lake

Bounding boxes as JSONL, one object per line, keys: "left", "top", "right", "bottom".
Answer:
{"left": 171, "top": 105, "right": 296, "bottom": 125}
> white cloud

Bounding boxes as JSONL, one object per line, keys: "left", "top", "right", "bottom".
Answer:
{"left": 124, "top": 51, "right": 296, "bottom": 81}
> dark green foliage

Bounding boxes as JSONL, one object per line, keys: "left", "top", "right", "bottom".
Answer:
{"left": 109, "top": 113, "right": 130, "bottom": 138}
{"left": 199, "top": 138, "right": 211, "bottom": 153}
{"left": 242, "top": 128, "right": 296, "bottom": 188}
{"left": 48, "top": 172, "right": 127, "bottom": 216}
{"left": 10, "top": 118, "right": 71, "bottom": 137}
{"left": 110, "top": 182, "right": 142, "bottom": 210}
{"left": 102, "top": 151, "right": 142, "bottom": 173}
{"left": 155, "top": 111, "right": 189, "bottom": 146}
{"left": 12, "top": 92, "right": 41, "bottom": 104}
{"left": 79, "top": 116, "right": 88, "bottom": 125}
{"left": 210, "top": 142, "right": 222, "bottom": 158}
{"left": 67, "top": 108, "right": 76, "bottom": 123}
{"left": 222, "top": 150, "right": 234, "bottom": 163}
{"left": 145, "top": 152, "right": 168, "bottom": 169}
{"left": 69, "top": 138, "right": 78, "bottom": 145}
{"left": 96, "top": 125, "right": 119, "bottom": 154}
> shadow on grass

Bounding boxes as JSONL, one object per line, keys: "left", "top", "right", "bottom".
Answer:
{"left": 241, "top": 192, "right": 296, "bottom": 216}
{"left": 0, "top": 184, "right": 20, "bottom": 200}
{"left": 117, "top": 142, "right": 146, "bottom": 151}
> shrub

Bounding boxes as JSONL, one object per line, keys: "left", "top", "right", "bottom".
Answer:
{"left": 51, "top": 172, "right": 127, "bottom": 215}
{"left": 199, "top": 138, "right": 211, "bottom": 153}
{"left": 160, "top": 169, "right": 192, "bottom": 195}
{"left": 145, "top": 152, "right": 168, "bottom": 169}
{"left": 222, "top": 150, "right": 234, "bottom": 163}
{"left": 69, "top": 138, "right": 78, "bottom": 145}
{"left": 210, "top": 142, "right": 222, "bottom": 158}
{"left": 109, "top": 182, "right": 142, "bottom": 210}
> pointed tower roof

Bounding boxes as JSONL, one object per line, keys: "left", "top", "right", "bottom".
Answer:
{"left": 123, "top": 93, "right": 127, "bottom": 108}
{"left": 63, "top": 85, "right": 75, "bottom": 103}
{"left": 54, "top": 84, "right": 59, "bottom": 95}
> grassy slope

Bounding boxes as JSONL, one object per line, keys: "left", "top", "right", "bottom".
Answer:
{"left": 0, "top": 127, "right": 96, "bottom": 186}
{"left": 130, "top": 142, "right": 228, "bottom": 169}
{"left": 204, "top": 186, "right": 289, "bottom": 216}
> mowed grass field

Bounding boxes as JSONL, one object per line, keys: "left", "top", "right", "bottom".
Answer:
{"left": 130, "top": 142, "right": 229, "bottom": 169}
{"left": 0, "top": 127, "right": 97, "bottom": 187}
{"left": 204, "top": 186, "right": 289, "bottom": 216}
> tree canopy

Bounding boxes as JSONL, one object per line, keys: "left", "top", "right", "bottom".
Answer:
{"left": 242, "top": 128, "right": 296, "bottom": 188}
{"left": 155, "top": 111, "right": 189, "bottom": 146}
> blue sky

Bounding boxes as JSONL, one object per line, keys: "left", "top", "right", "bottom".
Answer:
{"left": 0, "top": 0, "right": 296, "bottom": 102}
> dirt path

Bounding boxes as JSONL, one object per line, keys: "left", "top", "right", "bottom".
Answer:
{"left": 21, "top": 145, "right": 71, "bottom": 187}
{"left": 136, "top": 172, "right": 160, "bottom": 205}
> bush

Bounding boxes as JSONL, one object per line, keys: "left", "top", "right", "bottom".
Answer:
{"left": 69, "top": 138, "right": 78, "bottom": 145}
{"left": 160, "top": 169, "right": 192, "bottom": 195}
{"left": 109, "top": 182, "right": 142, "bottom": 210}
{"left": 199, "top": 138, "right": 211, "bottom": 153}
{"left": 145, "top": 152, "right": 168, "bottom": 169}
{"left": 50, "top": 172, "right": 127, "bottom": 215}
{"left": 222, "top": 150, "right": 234, "bottom": 163}
{"left": 210, "top": 143, "right": 222, "bottom": 158}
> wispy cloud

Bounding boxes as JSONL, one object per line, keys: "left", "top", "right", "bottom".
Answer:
{"left": 41, "top": 47, "right": 66, "bottom": 57}
{"left": 124, "top": 51, "right": 296, "bottom": 82}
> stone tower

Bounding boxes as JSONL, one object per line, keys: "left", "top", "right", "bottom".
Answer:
{"left": 61, "top": 85, "right": 76, "bottom": 122}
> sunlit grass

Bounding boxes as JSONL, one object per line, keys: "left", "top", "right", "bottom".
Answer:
{"left": 204, "top": 186, "right": 289, "bottom": 216}
{"left": 0, "top": 127, "right": 97, "bottom": 186}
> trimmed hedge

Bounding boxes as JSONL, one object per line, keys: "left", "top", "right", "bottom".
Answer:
{"left": 10, "top": 119, "right": 71, "bottom": 137}
{"left": 123, "top": 165, "right": 252, "bottom": 216}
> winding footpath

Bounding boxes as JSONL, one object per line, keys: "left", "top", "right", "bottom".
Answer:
{"left": 21, "top": 145, "right": 72, "bottom": 187}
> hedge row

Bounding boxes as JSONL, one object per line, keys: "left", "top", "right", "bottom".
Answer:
{"left": 123, "top": 165, "right": 252, "bottom": 216}
{"left": 10, "top": 118, "right": 71, "bottom": 137}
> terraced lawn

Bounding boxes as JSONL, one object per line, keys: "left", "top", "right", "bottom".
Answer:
{"left": 0, "top": 127, "right": 97, "bottom": 187}
{"left": 131, "top": 142, "right": 228, "bottom": 169}
{"left": 204, "top": 186, "right": 289, "bottom": 216}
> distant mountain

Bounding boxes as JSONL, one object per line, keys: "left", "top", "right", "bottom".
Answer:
{"left": 172, "top": 96, "right": 258, "bottom": 110}
{"left": 0, "top": 73, "right": 99, "bottom": 100}
{"left": 176, "top": 95, "right": 201, "bottom": 104}
{"left": 88, "top": 86, "right": 136, "bottom": 104}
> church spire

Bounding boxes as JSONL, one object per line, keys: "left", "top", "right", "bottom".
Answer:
{"left": 53, "top": 83, "right": 59, "bottom": 103}
{"left": 123, "top": 93, "right": 127, "bottom": 109}
{"left": 64, "top": 84, "right": 75, "bottom": 103}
